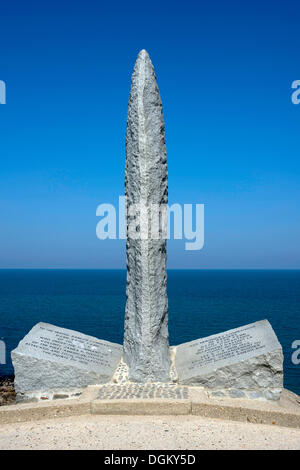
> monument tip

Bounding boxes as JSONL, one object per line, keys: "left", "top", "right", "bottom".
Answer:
{"left": 137, "top": 49, "right": 150, "bottom": 60}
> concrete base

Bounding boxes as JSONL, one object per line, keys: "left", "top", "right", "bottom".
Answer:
{"left": 0, "top": 385, "right": 300, "bottom": 429}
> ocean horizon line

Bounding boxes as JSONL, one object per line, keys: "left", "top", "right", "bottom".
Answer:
{"left": 0, "top": 268, "right": 300, "bottom": 271}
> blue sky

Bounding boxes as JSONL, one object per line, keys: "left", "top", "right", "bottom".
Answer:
{"left": 0, "top": 0, "right": 299, "bottom": 268}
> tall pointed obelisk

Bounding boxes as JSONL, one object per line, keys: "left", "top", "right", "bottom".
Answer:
{"left": 123, "top": 50, "right": 171, "bottom": 382}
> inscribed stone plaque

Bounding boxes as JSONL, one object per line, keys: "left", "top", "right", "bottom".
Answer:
{"left": 12, "top": 323, "right": 122, "bottom": 393}
{"left": 175, "top": 320, "right": 283, "bottom": 398}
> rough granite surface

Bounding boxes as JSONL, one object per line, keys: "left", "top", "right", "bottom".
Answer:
{"left": 11, "top": 323, "right": 122, "bottom": 393}
{"left": 175, "top": 320, "right": 283, "bottom": 400}
{"left": 123, "top": 49, "right": 171, "bottom": 382}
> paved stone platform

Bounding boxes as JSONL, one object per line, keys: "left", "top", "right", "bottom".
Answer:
{"left": 1, "top": 386, "right": 300, "bottom": 429}
{"left": 97, "top": 384, "right": 189, "bottom": 400}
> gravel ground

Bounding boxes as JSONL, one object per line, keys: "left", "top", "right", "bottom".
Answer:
{"left": 0, "top": 377, "right": 16, "bottom": 406}
{"left": 0, "top": 414, "right": 300, "bottom": 450}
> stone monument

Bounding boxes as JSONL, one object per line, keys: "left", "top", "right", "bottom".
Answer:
{"left": 11, "top": 50, "right": 284, "bottom": 401}
{"left": 123, "top": 49, "right": 171, "bottom": 382}
{"left": 12, "top": 323, "right": 122, "bottom": 394}
{"left": 175, "top": 320, "right": 283, "bottom": 400}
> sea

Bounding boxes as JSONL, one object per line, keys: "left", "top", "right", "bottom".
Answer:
{"left": 0, "top": 269, "right": 299, "bottom": 395}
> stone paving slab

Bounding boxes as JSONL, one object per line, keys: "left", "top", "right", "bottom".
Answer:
{"left": 91, "top": 399, "right": 192, "bottom": 416}
{"left": 0, "top": 386, "right": 299, "bottom": 428}
{"left": 97, "top": 384, "right": 189, "bottom": 400}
